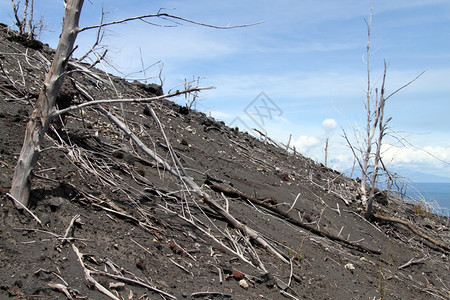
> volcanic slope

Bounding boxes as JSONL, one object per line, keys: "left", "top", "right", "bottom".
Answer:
{"left": 1, "top": 25, "right": 449, "bottom": 299}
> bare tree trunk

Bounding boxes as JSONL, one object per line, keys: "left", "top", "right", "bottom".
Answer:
{"left": 365, "top": 63, "right": 388, "bottom": 219}
{"left": 27, "top": 0, "right": 35, "bottom": 39}
{"left": 10, "top": 0, "right": 84, "bottom": 207}
{"left": 345, "top": 1, "right": 425, "bottom": 220}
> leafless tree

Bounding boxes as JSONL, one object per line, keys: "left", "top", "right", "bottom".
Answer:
{"left": 10, "top": 0, "right": 35, "bottom": 38}
{"left": 324, "top": 137, "right": 329, "bottom": 168}
{"left": 343, "top": 3, "right": 426, "bottom": 219}
{"left": 9, "top": 0, "right": 84, "bottom": 208}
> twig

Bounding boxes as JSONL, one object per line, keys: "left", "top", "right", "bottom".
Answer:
{"left": 213, "top": 265, "right": 223, "bottom": 284}
{"left": 89, "top": 269, "right": 177, "bottom": 299}
{"left": 48, "top": 282, "right": 73, "bottom": 299}
{"left": 253, "top": 128, "right": 284, "bottom": 149}
{"left": 221, "top": 192, "right": 230, "bottom": 213}
{"left": 63, "top": 214, "right": 80, "bottom": 243}
{"left": 53, "top": 86, "right": 215, "bottom": 118}
{"left": 6, "top": 193, "right": 42, "bottom": 226}
{"left": 398, "top": 256, "right": 428, "bottom": 270}
{"left": 13, "top": 227, "right": 85, "bottom": 242}
{"left": 131, "top": 238, "right": 152, "bottom": 256}
{"left": 287, "top": 258, "right": 294, "bottom": 287}
{"left": 169, "top": 258, "right": 192, "bottom": 275}
{"left": 280, "top": 290, "right": 300, "bottom": 300}
{"left": 317, "top": 207, "right": 326, "bottom": 231}
{"left": 72, "top": 244, "right": 120, "bottom": 300}
{"left": 285, "top": 192, "right": 301, "bottom": 214}
{"left": 52, "top": 272, "right": 69, "bottom": 287}
{"left": 190, "top": 291, "right": 232, "bottom": 298}
{"left": 344, "top": 209, "right": 383, "bottom": 234}
{"left": 171, "top": 241, "right": 196, "bottom": 261}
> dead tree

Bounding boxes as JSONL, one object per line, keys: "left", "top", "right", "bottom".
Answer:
{"left": 10, "top": 0, "right": 35, "bottom": 38}
{"left": 10, "top": 0, "right": 84, "bottom": 208}
{"left": 324, "top": 137, "right": 329, "bottom": 168}
{"left": 343, "top": 4, "right": 425, "bottom": 219}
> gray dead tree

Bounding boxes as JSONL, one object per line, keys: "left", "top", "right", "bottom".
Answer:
{"left": 343, "top": 4, "right": 425, "bottom": 219}
{"left": 10, "top": 0, "right": 35, "bottom": 38}
{"left": 9, "top": 0, "right": 84, "bottom": 208}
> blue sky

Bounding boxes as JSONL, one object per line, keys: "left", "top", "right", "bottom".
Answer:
{"left": 1, "top": 0, "right": 450, "bottom": 181}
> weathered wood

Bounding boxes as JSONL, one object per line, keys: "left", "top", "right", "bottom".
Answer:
{"left": 10, "top": 0, "right": 84, "bottom": 207}
{"left": 206, "top": 181, "right": 382, "bottom": 255}
{"left": 374, "top": 213, "right": 449, "bottom": 252}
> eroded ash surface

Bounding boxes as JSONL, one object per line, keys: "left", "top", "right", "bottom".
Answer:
{"left": 1, "top": 25, "right": 449, "bottom": 300}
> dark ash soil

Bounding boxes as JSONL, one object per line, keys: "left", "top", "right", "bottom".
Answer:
{"left": 1, "top": 25, "right": 449, "bottom": 300}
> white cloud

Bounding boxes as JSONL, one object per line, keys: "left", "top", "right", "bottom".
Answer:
{"left": 322, "top": 118, "right": 338, "bottom": 133}
{"left": 293, "top": 135, "right": 321, "bottom": 156}
{"left": 208, "top": 110, "right": 233, "bottom": 120}
{"left": 382, "top": 144, "right": 450, "bottom": 168}
{"left": 207, "top": 70, "right": 365, "bottom": 104}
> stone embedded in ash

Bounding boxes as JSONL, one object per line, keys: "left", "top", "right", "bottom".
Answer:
{"left": 276, "top": 279, "right": 288, "bottom": 291}
{"left": 232, "top": 270, "right": 244, "bottom": 280}
{"left": 46, "top": 196, "right": 65, "bottom": 210}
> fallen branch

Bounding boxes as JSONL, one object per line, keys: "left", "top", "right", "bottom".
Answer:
{"left": 206, "top": 181, "right": 381, "bottom": 255}
{"left": 374, "top": 213, "right": 449, "bottom": 252}
{"left": 48, "top": 283, "right": 72, "bottom": 299}
{"left": 63, "top": 214, "right": 80, "bottom": 243}
{"left": 6, "top": 193, "right": 42, "bottom": 226}
{"left": 397, "top": 256, "right": 428, "bottom": 270}
{"left": 280, "top": 290, "right": 300, "bottom": 300}
{"left": 169, "top": 258, "right": 192, "bottom": 275}
{"left": 286, "top": 193, "right": 301, "bottom": 214}
{"left": 89, "top": 269, "right": 177, "bottom": 299}
{"left": 72, "top": 244, "right": 120, "bottom": 300}
{"left": 191, "top": 291, "right": 232, "bottom": 298}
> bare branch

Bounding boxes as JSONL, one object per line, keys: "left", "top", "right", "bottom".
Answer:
{"left": 6, "top": 193, "right": 42, "bottom": 225}
{"left": 385, "top": 67, "right": 429, "bottom": 101}
{"left": 77, "top": 6, "right": 107, "bottom": 63}
{"left": 79, "top": 12, "right": 262, "bottom": 32}
{"left": 72, "top": 244, "right": 120, "bottom": 300}
{"left": 52, "top": 86, "right": 215, "bottom": 118}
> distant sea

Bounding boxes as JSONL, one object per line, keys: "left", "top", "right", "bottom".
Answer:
{"left": 405, "top": 182, "right": 450, "bottom": 216}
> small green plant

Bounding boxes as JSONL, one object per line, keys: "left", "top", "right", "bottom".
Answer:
{"left": 294, "top": 253, "right": 305, "bottom": 262}
{"left": 413, "top": 202, "right": 428, "bottom": 216}
{"left": 291, "top": 233, "right": 309, "bottom": 263}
